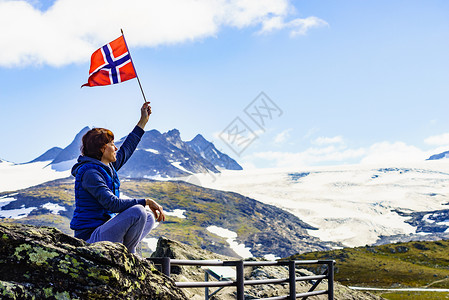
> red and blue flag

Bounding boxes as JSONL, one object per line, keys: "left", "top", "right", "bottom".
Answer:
{"left": 82, "top": 35, "right": 136, "bottom": 87}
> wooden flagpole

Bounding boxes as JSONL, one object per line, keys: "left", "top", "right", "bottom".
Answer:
{"left": 121, "top": 29, "right": 147, "bottom": 103}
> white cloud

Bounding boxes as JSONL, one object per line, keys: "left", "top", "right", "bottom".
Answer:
{"left": 424, "top": 133, "right": 449, "bottom": 146}
{"left": 312, "top": 135, "right": 344, "bottom": 146}
{"left": 360, "top": 141, "right": 428, "bottom": 165}
{"left": 274, "top": 128, "right": 292, "bottom": 144}
{"left": 247, "top": 145, "right": 365, "bottom": 168}
{"left": 259, "top": 15, "right": 328, "bottom": 36}
{"left": 242, "top": 137, "right": 449, "bottom": 168}
{"left": 0, "top": 0, "right": 327, "bottom": 67}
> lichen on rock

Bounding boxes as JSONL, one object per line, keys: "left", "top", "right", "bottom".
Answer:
{"left": 0, "top": 222, "right": 187, "bottom": 299}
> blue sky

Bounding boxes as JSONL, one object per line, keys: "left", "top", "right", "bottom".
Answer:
{"left": 0, "top": 0, "right": 448, "bottom": 168}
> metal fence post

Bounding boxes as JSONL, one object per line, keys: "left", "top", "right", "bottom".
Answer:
{"left": 162, "top": 257, "right": 171, "bottom": 277}
{"left": 289, "top": 260, "right": 296, "bottom": 300}
{"left": 236, "top": 260, "right": 244, "bottom": 300}
{"left": 205, "top": 271, "right": 209, "bottom": 300}
{"left": 327, "top": 261, "right": 334, "bottom": 300}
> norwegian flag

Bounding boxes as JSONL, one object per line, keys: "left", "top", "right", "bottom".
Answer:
{"left": 82, "top": 35, "right": 136, "bottom": 87}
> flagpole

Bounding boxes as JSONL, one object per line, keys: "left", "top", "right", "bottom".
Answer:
{"left": 121, "top": 29, "right": 147, "bottom": 103}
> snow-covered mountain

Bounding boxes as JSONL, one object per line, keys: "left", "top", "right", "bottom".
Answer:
{"left": 5, "top": 126, "right": 241, "bottom": 178}
{"left": 116, "top": 128, "right": 227, "bottom": 178}
{"left": 187, "top": 134, "right": 243, "bottom": 171}
{"left": 187, "top": 161, "right": 449, "bottom": 248}
{"left": 427, "top": 150, "right": 449, "bottom": 160}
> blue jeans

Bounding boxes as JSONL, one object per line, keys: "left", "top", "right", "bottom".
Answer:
{"left": 86, "top": 205, "right": 155, "bottom": 253}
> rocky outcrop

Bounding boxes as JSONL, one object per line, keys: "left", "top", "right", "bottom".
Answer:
{"left": 152, "top": 237, "right": 384, "bottom": 300}
{"left": 0, "top": 223, "right": 187, "bottom": 299}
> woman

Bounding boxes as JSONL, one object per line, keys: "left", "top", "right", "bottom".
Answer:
{"left": 70, "top": 102, "right": 165, "bottom": 253}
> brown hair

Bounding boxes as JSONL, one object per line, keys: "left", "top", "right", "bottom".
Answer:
{"left": 81, "top": 128, "right": 114, "bottom": 160}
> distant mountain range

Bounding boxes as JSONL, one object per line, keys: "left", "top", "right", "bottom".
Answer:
{"left": 427, "top": 150, "right": 449, "bottom": 160}
{"left": 28, "top": 127, "right": 242, "bottom": 177}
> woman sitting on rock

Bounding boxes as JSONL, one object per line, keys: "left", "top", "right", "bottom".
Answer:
{"left": 70, "top": 102, "right": 165, "bottom": 253}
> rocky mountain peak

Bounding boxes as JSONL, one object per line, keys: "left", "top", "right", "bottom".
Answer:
{"left": 187, "top": 135, "right": 243, "bottom": 171}
{"left": 191, "top": 134, "right": 209, "bottom": 146}
{"left": 163, "top": 129, "right": 182, "bottom": 148}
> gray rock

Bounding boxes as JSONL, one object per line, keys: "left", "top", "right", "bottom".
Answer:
{"left": 0, "top": 222, "right": 187, "bottom": 299}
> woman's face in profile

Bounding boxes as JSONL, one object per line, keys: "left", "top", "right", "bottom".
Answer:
{"left": 101, "top": 141, "right": 118, "bottom": 164}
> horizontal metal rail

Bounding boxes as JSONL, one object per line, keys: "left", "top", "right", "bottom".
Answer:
{"left": 243, "top": 274, "right": 327, "bottom": 286}
{"left": 148, "top": 257, "right": 335, "bottom": 300}
{"left": 259, "top": 290, "right": 328, "bottom": 300}
{"left": 176, "top": 281, "right": 235, "bottom": 288}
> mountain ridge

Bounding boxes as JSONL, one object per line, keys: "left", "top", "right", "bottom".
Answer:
{"left": 26, "top": 126, "right": 241, "bottom": 177}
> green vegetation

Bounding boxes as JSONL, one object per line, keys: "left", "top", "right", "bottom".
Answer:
{"left": 378, "top": 291, "right": 449, "bottom": 300}
{"left": 21, "top": 183, "right": 75, "bottom": 206}
{"left": 289, "top": 240, "right": 449, "bottom": 289}
{"left": 121, "top": 179, "right": 261, "bottom": 239}
{"left": 1, "top": 179, "right": 75, "bottom": 219}
{"left": 1, "top": 214, "right": 72, "bottom": 235}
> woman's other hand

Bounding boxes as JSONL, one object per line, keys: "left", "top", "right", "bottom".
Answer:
{"left": 137, "top": 102, "right": 151, "bottom": 130}
{"left": 145, "top": 198, "right": 165, "bottom": 222}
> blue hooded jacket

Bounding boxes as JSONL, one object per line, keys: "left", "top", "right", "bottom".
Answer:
{"left": 70, "top": 126, "right": 146, "bottom": 240}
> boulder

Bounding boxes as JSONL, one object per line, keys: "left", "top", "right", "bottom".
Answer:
{"left": 0, "top": 222, "right": 187, "bottom": 299}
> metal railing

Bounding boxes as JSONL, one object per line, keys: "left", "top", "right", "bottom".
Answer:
{"left": 148, "top": 257, "right": 335, "bottom": 300}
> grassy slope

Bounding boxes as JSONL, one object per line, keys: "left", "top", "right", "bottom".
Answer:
{"left": 289, "top": 240, "right": 449, "bottom": 289}
{"left": 120, "top": 179, "right": 267, "bottom": 256}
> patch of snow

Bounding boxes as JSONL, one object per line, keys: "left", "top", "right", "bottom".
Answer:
{"left": 42, "top": 202, "right": 66, "bottom": 214}
{"left": 171, "top": 162, "right": 192, "bottom": 174}
{"left": 207, "top": 225, "right": 253, "bottom": 258}
{"left": 0, "top": 161, "right": 71, "bottom": 193}
{"left": 142, "top": 237, "right": 159, "bottom": 252}
{"left": 332, "top": 246, "right": 344, "bottom": 250}
{"left": 436, "top": 220, "right": 449, "bottom": 226}
{"left": 263, "top": 254, "right": 280, "bottom": 261}
{"left": 165, "top": 209, "right": 186, "bottom": 219}
{"left": 0, "top": 196, "right": 17, "bottom": 208}
{"left": 0, "top": 205, "right": 37, "bottom": 219}
{"left": 145, "top": 149, "right": 159, "bottom": 154}
{"left": 422, "top": 213, "right": 435, "bottom": 223}
{"left": 417, "top": 232, "right": 431, "bottom": 236}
